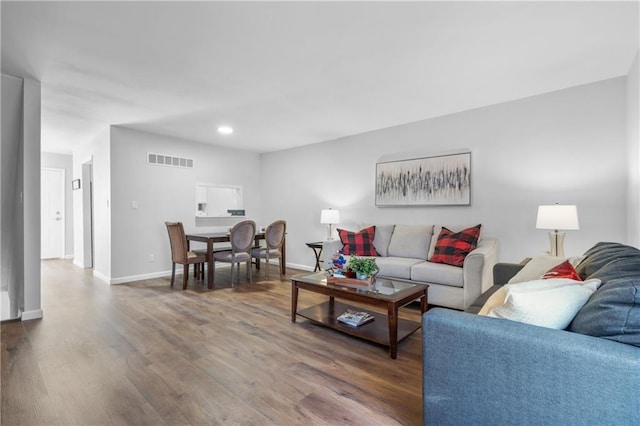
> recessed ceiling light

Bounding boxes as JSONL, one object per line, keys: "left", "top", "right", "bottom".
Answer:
{"left": 217, "top": 125, "right": 234, "bottom": 135}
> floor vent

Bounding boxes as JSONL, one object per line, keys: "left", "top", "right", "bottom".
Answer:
{"left": 147, "top": 153, "right": 194, "bottom": 169}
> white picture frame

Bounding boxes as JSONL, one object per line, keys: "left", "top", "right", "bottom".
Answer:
{"left": 375, "top": 152, "right": 471, "bottom": 206}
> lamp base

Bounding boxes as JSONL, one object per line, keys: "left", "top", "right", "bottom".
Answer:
{"left": 548, "top": 231, "right": 566, "bottom": 257}
{"left": 327, "top": 224, "right": 334, "bottom": 240}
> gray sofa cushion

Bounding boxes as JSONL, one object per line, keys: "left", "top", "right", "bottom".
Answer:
{"left": 570, "top": 243, "right": 640, "bottom": 347}
{"left": 575, "top": 241, "right": 640, "bottom": 278}
{"left": 387, "top": 224, "right": 433, "bottom": 259}
{"left": 371, "top": 224, "right": 395, "bottom": 257}
{"left": 375, "top": 256, "right": 424, "bottom": 280}
{"left": 570, "top": 276, "right": 640, "bottom": 347}
{"left": 411, "top": 261, "right": 464, "bottom": 288}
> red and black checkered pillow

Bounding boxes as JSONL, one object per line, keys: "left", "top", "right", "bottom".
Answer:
{"left": 430, "top": 224, "right": 482, "bottom": 267}
{"left": 337, "top": 226, "right": 379, "bottom": 256}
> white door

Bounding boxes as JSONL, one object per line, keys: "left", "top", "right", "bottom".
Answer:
{"left": 41, "top": 168, "right": 64, "bottom": 259}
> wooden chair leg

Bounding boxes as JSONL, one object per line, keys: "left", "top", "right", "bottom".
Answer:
{"left": 247, "top": 260, "right": 251, "bottom": 282}
{"left": 265, "top": 255, "right": 270, "bottom": 280}
{"left": 278, "top": 257, "right": 283, "bottom": 280}
{"left": 170, "top": 262, "right": 176, "bottom": 287}
{"left": 183, "top": 264, "right": 189, "bottom": 290}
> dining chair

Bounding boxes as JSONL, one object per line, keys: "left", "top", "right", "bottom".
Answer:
{"left": 213, "top": 220, "right": 257, "bottom": 286}
{"left": 165, "top": 222, "right": 209, "bottom": 290}
{"left": 251, "top": 220, "right": 286, "bottom": 280}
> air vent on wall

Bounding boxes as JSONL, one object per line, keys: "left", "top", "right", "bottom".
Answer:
{"left": 147, "top": 152, "right": 194, "bottom": 169}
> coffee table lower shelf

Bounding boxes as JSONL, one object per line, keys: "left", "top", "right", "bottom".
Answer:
{"left": 296, "top": 300, "right": 421, "bottom": 348}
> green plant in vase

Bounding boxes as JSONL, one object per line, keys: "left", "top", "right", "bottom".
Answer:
{"left": 347, "top": 255, "right": 380, "bottom": 280}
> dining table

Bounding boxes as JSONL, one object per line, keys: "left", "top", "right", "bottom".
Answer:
{"left": 185, "top": 231, "right": 286, "bottom": 288}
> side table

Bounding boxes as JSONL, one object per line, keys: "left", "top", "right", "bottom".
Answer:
{"left": 305, "top": 241, "right": 324, "bottom": 272}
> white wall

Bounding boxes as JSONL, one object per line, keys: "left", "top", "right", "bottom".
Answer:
{"left": 109, "top": 126, "right": 262, "bottom": 283}
{"left": 627, "top": 51, "right": 640, "bottom": 247}
{"left": 261, "top": 77, "right": 628, "bottom": 266}
{"left": 1, "top": 74, "right": 42, "bottom": 320}
{"left": 1, "top": 74, "right": 24, "bottom": 320}
{"left": 41, "top": 152, "right": 74, "bottom": 258}
{"left": 22, "top": 78, "right": 42, "bottom": 320}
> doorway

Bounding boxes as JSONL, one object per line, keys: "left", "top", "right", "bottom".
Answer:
{"left": 41, "top": 167, "right": 65, "bottom": 259}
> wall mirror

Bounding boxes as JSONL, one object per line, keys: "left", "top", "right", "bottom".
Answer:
{"left": 195, "top": 183, "right": 244, "bottom": 217}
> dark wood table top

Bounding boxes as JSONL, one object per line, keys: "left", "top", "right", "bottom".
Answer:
{"left": 186, "top": 231, "right": 265, "bottom": 242}
{"left": 291, "top": 272, "right": 428, "bottom": 305}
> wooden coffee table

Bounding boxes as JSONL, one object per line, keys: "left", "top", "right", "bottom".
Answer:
{"left": 291, "top": 272, "right": 428, "bottom": 359}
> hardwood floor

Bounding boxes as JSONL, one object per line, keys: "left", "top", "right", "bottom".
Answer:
{"left": 2, "top": 260, "right": 424, "bottom": 425}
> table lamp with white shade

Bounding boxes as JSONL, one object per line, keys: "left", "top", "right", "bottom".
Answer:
{"left": 536, "top": 204, "right": 579, "bottom": 257}
{"left": 320, "top": 208, "right": 340, "bottom": 240}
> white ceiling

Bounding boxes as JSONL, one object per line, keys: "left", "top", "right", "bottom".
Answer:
{"left": 2, "top": 1, "right": 638, "bottom": 154}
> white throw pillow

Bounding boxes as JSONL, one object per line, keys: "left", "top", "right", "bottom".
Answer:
{"left": 479, "top": 278, "right": 601, "bottom": 329}
{"left": 477, "top": 286, "right": 508, "bottom": 316}
{"left": 507, "top": 255, "right": 565, "bottom": 283}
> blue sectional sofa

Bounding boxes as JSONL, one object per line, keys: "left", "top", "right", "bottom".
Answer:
{"left": 422, "top": 242, "right": 640, "bottom": 425}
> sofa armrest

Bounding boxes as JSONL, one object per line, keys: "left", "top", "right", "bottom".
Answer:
{"left": 320, "top": 239, "right": 343, "bottom": 270}
{"left": 423, "top": 308, "right": 640, "bottom": 425}
{"left": 492, "top": 260, "right": 528, "bottom": 285}
{"left": 461, "top": 237, "right": 498, "bottom": 303}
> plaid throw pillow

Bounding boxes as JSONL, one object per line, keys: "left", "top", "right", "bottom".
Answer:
{"left": 338, "top": 226, "right": 379, "bottom": 256}
{"left": 430, "top": 224, "right": 482, "bottom": 267}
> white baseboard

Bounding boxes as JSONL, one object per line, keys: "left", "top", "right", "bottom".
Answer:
{"left": 110, "top": 270, "right": 172, "bottom": 285}
{"left": 286, "top": 262, "right": 315, "bottom": 272}
{"left": 21, "top": 309, "right": 43, "bottom": 321}
{"left": 104, "top": 262, "right": 317, "bottom": 286}
{"left": 1, "top": 291, "right": 12, "bottom": 321}
{"left": 93, "top": 270, "right": 110, "bottom": 284}
{"left": 252, "top": 260, "right": 315, "bottom": 273}
{"left": 63, "top": 254, "right": 74, "bottom": 260}
{"left": 109, "top": 265, "right": 227, "bottom": 285}
{"left": 103, "top": 262, "right": 318, "bottom": 285}
{"left": 73, "top": 258, "right": 85, "bottom": 268}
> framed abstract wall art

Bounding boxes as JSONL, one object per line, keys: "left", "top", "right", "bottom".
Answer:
{"left": 375, "top": 152, "right": 471, "bottom": 206}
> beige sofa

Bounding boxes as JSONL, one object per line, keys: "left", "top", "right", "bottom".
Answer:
{"left": 321, "top": 224, "right": 498, "bottom": 310}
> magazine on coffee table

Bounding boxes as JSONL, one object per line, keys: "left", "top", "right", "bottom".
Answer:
{"left": 337, "top": 309, "right": 375, "bottom": 327}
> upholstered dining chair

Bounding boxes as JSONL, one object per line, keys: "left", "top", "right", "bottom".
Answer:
{"left": 251, "top": 220, "right": 286, "bottom": 280}
{"left": 165, "top": 222, "right": 209, "bottom": 290}
{"left": 213, "top": 220, "right": 257, "bottom": 286}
